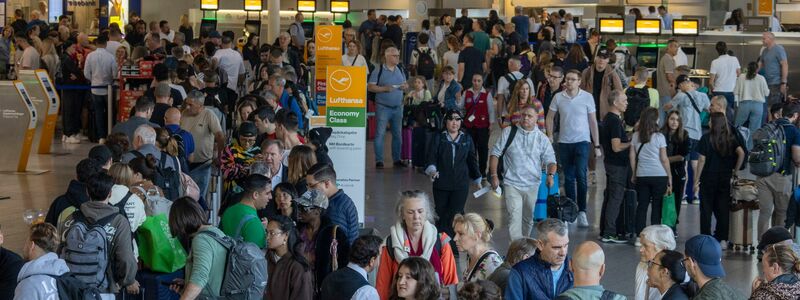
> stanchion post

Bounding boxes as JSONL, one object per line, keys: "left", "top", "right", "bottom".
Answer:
{"left": 106, "top": 85, "right": 113, "bottom": 137}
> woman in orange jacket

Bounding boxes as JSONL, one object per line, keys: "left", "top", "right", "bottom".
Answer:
{"left": 375, "top": 190, "right": 459, "bottom": 299}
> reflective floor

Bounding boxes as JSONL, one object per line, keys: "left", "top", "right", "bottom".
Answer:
{"left": 0, "top": 132, "right": 761, "bottom": 298}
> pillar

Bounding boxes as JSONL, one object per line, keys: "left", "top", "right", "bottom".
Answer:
{"left": 268, "top": 0, "right": 280, "bottom": 43}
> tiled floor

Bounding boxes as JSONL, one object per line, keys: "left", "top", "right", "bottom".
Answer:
{"left": 0, "top": 135, "right": 762, "bottom": 298}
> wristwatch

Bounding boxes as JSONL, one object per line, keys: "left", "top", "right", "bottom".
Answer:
{"left": 594, "top": 145, "right": 601, "bottom": 149}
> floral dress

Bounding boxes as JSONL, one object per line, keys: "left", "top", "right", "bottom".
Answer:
{"left": 219, "top": 140, "right": 261, "bottom": 194}
{"left": 462, "top": 250, "right": 504, "bottom": 282}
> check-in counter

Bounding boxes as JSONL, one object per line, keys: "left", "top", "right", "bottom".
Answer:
{"left": 0, "top": 81, "right": 38, "bottom": 173}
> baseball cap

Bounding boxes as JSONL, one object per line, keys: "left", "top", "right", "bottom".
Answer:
{"left": 676, "top": 74, "right": 692, "bottom": 86}
{"left": 757, "top": 227, "right": 793, "bottom": 251}
{"left": 88, "top": 145, "right": 113, "bottom": 165}
{"left": 308, "top": 127, "right": 332, "bottom": 148}
{"left": 237, "top": 122, "right": 258, "bottom": 138}
{"left": 596, "top": 48, "right": 610, "bottom": 59}
{"left": 295, "top": 190, "right": 328, "bottom": 210}
{"left": 685, "top": 235, "right": 725, "bottom": 278}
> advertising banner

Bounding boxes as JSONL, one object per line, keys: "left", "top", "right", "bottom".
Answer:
{"left": 326, "top": 66, "right": 367, "bottom": 223}
{"left": 315, "top": 25, "right": 343, "bottom": 115}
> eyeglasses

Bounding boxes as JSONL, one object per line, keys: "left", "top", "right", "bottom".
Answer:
{"left": 647, "top": 259, "right": 665, "bottom": 268}
{"left": 307, "top": 180, "right": 325, "bottom": 190}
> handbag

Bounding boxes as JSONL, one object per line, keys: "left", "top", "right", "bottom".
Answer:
{"left": 136, "top": 214, "right": 187, "bottom": 273}
{"left": 176, "top": 160, "right": 200, "bottom": 201}
{"left": 547, "top": 186, "right": 579, "bottom": 223}
{"left": 686, "top": 92, "right": 709, "bottom": 128}
{"left": 662, "top": 193, "right": 677, "bottom": 227}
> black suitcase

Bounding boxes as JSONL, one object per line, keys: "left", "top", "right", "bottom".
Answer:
{"left": 618, "top": 188, "right": 637, "bottom": 239}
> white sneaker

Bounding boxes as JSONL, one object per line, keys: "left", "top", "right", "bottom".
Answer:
{"left": 577, "top": 212, "right": 589, "bottom": 228}
{"left": 65, "top": 135, "right": 81, "bottom": 144}
{"left": 75, "top": 133, "right": 88, "bottom": 141}
{"left": 720, "top": 240, "right": 729, "bottom": 250}
{"left": 635, "top": 237, "right": 642, "bottom": 247}
{"left": 61, "top": 135, "right": 66, "bottom": 143}
{"left": 681, "top": 199, "right": 688, "bottom": 205}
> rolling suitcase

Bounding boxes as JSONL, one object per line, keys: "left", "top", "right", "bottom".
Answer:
{"left": 619, "top": 188, "right": 637, "bottom": 239}
{"left": 535, "top": 171, "right": 559, "bottom": 221}
{"left": 402, "top": 127, "right": 412, "bottom": 161}
{"left": 729, "top": 200, "right": 758, "bottom": 253}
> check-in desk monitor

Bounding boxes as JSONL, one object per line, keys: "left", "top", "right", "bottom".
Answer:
{"left": 673, "top": 19, "right": 699, "bottom": 36}
{"left": 637, "top": 47, "right": 659, "bottom": 69}
{"left": 244, "top": 20, "right": 261, "bottom": 37}
{"left": 742, "top": 17, "right": 769, "bottom": 33}
{"left": 599, "top": 18, "right": 624, "bottom": 35}
{"left": 635, "top": 19, "right": 661, "bottom": 35}
{"left": 200, "top": 19, "right": 217, "bottom": 34}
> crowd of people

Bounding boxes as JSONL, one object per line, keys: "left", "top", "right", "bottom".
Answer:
{"left": 0, "top": 5, "right": 798, "bottom": 300}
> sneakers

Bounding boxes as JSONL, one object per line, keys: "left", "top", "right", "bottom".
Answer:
{"left": 65, "top": 135, "right": 81, "bottom": 144}
{"left": 98, "top": 138, "right": 106, "bottom": 145}
{"left": 720, "top": 240, "right": 729, "bottom": 250}
{"left": 576, "top": 212, "right": 589, "bottom": 228}
{"left": 601, "top": 234, "right": 627, "bottom": 244}
{"left": 634, "top": 237, "right": 642, "bottom": 247}
{"left": 681, "top": 199, "right": 688, "bottom": 205}
{"left": 75, "top": 133, "right": 88, "bottom": 141}
{"left": 589, "top": 171, "right": 597, "bottom": 185}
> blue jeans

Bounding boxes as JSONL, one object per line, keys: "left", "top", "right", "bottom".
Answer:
{"left": 558, "top": 142, "right": 590, "bottom": 212}
{"left": 735, "top": 100, "right": 764, "bottom": 132}
{"left": 374, "top": 104, "right": 403, "bottom": 163}
{"left": 189, "top": 162, "right": 212, "bottom": 202}
{"left": 90, "top": 93, "right": 108, "bottom": 139}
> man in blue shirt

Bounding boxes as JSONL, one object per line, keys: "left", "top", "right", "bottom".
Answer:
{"left": 367, "top": 46, "right": 407, "bottom": 168}
{"left": 759, "top": 32, "right": 788, "bottom": 106}
{"left": 271, "top": 74, "right": 305, "bottom": 129}
{"left": 757, "top": 103, "right": 800, "bottom": 238}
{"left": 658, "top": 6, "right": 674, "bottom": 30}
{"left": 511, "top": 6, "right": 530, "bottom": 39}
{"left": 506, "top": 218, "right": 574, "bottom": 300}
{"left": 164, "top": 107, "right": 195, "bottom": 164}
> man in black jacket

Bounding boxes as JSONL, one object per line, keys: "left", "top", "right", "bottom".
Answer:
{"left": 59, "top": 38, "right": 89, "bottom": 144}
{"left": 44, "top": 158, "right": 104, "bottom": 227}
{"left": 382, "top": 15, "right": 403, "bottom": 49}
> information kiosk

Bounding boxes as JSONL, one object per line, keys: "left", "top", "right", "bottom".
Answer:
{"left": 0, "top": 81, "right": 37, "bottom": 174}
{"left": 17, "top": 70, "right": 58, "bottom": 156}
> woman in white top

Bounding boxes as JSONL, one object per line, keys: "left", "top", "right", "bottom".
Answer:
{"left": 453, "top": 213, "right": 503, "bottom": 282}
{"left": 442, "top": 35, "right": 461, "bottom": 77}
{"left": 734, "top": 61, "right": 769, "bottom": 132}
{"left": 108, "top": 163, "right": 147, "bottom": 258}
{"left": 434, "top": 15, "right": 452, "bottom": 49}
{"left": 342, "top": 40, "right": 369, "bottom": 74}
{"left": 635, "top": 225, "right": 677, "bottom": 300}
{"left": 629, "top": 107, "right": 672, "bottom": 242}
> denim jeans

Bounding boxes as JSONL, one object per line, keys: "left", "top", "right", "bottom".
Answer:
{"left": 90, "top": 93, "right": 108, "bottom": 139}
{"left": 189, "top": 162, "right": 212, "bottom": 202}
{"left": 374, "top": 104, "right": 403, "bottom": 163}
{"left": 558, "top": 141, "right": 590, "bottom": 212}
{"left": 734, "top": 100, "right": 764, "bottom": 132}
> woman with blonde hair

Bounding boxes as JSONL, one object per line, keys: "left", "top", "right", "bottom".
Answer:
{"left": 502, "top": 80, "right": 545, "bottom": 130}
{"left": 107, "top": 163, "right": 146, "bottom": 256}
{"left": 39, "top": 38, "right": 59, "bottom": 76}
{"left": 287, "top": 145, "right": 318, "bottom": 195}
{"left": 452, "top": 213, "right": 503, "bottom": 282}
{"left": 750, "top": 244, "right": 800, "bottom": 299}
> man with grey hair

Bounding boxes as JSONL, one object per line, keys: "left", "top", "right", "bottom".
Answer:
{"left": 111, "top": 96, "right": 160, "bottom": 144}
{"left": 271, "top": 74, "right": 304, "bottom": 129}
{"left": 368, "top": 46, "right": 408, "bottom": 169}
{"left": 557, "top": 241, "right": 625, "bottom": 299}
{"left": 599, "top": 90, "right": 630, "bottom": 244}
{"left": 289, "top": 12, "right": 305, "bottom": 52}
{"left": 213, "top": 36, "right": 245, "bottom": 91}
{"left": 181, "top": 90, "right": 225, "bottom": 198}
{"left": 759, "top": 32, "right": 788, "bottom": 106}
{"left": 506, "top": 218, "right": 574, "bottom": 300}
{"left": 120, "top": 125, "right": 178, "bottom": 172}
{"left": 496, "top": 56, "right": 535, "bottom": 114}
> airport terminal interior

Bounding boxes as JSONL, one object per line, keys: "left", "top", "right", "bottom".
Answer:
{"left": 3, "top": 0, "right": 800, "bottom": 299}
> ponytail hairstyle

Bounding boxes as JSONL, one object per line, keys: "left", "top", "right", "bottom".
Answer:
{"left": 658, "top": 250, "right": 687, "bottom": 284}
{"left": 269, "top": 214, "right": 310, "bottom": 271}
{"left": 155, "top": 127, "right": 179, "bottom": 157}
{"left": 128, "top": 154, "right": 158, "bottom": 182}
{"left": 763, "top": 243, "right": 800, "bottom": 274}
{"left": 453, "top": 213, "right": 495, "bottom": 244}
{"left": 746, "top": 61, "right": 758, "bottom": 80}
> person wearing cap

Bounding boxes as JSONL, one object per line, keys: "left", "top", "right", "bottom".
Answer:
{"left": 295, "top": 189, "right": 350, "bottom": 295}
{"left": 111, "top": 96, "right": 161, "bottom": 144}
{"left": 750, "top": 243, "right": 800, "bottom": 299}
{"left": 425, "top": 109, "right": 482, "bottom": 244}
{"left": 220, "top": 122, "right": 262, "bottom": 195}
{"left": 88, "top": 145, "right": 113, "bottom": 170}
{"left": 84, "top": 34, "right": 118, "bottom": 143}
{"left": 664, "top": 74, "right": 710, "bottom": 174}
{"left": 213, "top": 35, "right": 245, "bottom": 91}
{"left": 59, "top": 37, "right": 88, "bottom": 144}
{"left": 492, "top": 106, "right": 557, "bottom": 240}
{"left": 148, "top": 82, "right": 172, "bottom": 127}
{"left": 220, "top": 174, "right": 272, "bottom": 249}
{"left": 758, "top": 226, "right": 800, "bottom": 259}
{"left": 684, "top": 234, "right": 746, "bottom": 300}
{"left": 581, "top": 48, "right": 623, "bottom": 121}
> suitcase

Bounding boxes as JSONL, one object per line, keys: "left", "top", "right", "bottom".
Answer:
{"left": 367, "top": 101, "right": 377, "bottom": 140}
{"left": 535, "top": 171, "right": 559, "bottom": 221}
{"left": 133, "top": 269, "right": 184, "bottom": 300}
{"left": 729, "top": 200, "right": 759, "bottom": 253}
{"left": 402, "top": 127, "right": 412, "bottom": 161}
{"left": 619, "top": 188, "right": 637, "bottom": 239}
{"left": 411, "top": 127, "right": 428, "bottom": 167}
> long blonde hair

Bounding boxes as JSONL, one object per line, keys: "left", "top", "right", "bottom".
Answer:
{"left": 287, "top": 145, "right": 317, "bottom": 184}
{"left": 507, "top": 80, "right": 534, "bottom": 115}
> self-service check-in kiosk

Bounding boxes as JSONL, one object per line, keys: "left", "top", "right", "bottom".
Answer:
{"left": 17, "top": 70, "right": 60, "bottom": 156}
{"left": 0, "top": 81, "right": 39, "bottom": 173}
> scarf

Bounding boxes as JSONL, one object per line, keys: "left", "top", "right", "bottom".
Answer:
{"left": 389, "top": 221, "right": 444, "bottom": 281}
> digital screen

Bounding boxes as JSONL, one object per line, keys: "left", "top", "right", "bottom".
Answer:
{"left": 635, "top": 19, "right": 661, "bottom": 35}
{"left": 673, "top": 20, "right": 699, "bottom": 36}
{"left": 331, "top": 1, "right": 349, "bottom": 13}
{"left": 297, "top": 0, "right": 316, "bottom": 12}
{"left": 200, "top": 0, "right": 218, "bottom": 10}
{"left": 637, "top": 48, "right": 659, "bottom": 69}
{"left": 244, "top": 0, "right": 261, "bottom": 11}
{"left": 599, "top": 18, "right": 624, "bottom": 34}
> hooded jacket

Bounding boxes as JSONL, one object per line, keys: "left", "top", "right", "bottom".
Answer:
{"left": 61, "top": 201, "right": 138, "bottom": 294}
{"left": 44, "top": 180, "right": 89, "bottom": 227}
{"left": 13, "top": 252, "right": 70, "bottom": 300}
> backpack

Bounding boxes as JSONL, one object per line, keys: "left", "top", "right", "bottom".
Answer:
{"left": 624, "top": 87, "right": 651, "bottom": 127}
{"left": 60, "top": 211, "right": 117, "bottom": 291}
{"left": 198, "top": 230, "right": 268, "bottom": 299}
{"left": 547, "top": 193, "right": 579, "bottom": 223}
{"left": 385, "top": 233, "right": 446, "bottom": 261}
{"left": 503, "top": 73, "right": 529, "bottom": 97}
{"left": 749, "top": 121, "right": 788, "bottom": 177}
{"left": 367, "top": 64, "right": 406, "bottom": 102}
{"left": 519, "top": 51, "right": 535, "bottom": 77}
{"left": 132, "top": 151, "right": 182, "bottom": 200}
{"left": 42, "top": 273, "right": 103, "bottom": 300}
{"left": 133, "top": 185, "right": 172, "bottom": 216}
{"left": 112, "top": 191, "right": 133, "bottom": 216}
{"left": 614, "top": 48, "right": 637, "bottom": 77}
{"left": 415, "top": 48, "right": 435, "bottom": 80}
{"left": 416, "top": 101, "right": 444, "bottom": 130}
{"left": 497, "top": 126, "right": 519, "bottom": 181}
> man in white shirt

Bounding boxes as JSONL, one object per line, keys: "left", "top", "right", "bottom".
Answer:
{"left": 709, "top": 41, "right": 741, "bottom": 116}
{"left": 106, "top": 28, "right": 123, "bottom": 58}
{"left": 320, "top": 235, "right": 382, "bottom": 300}
{"left": 771, "top": 14, "right": 782, "bottom": 33}
{"left": 289, "top": 12, "right": 305, "bottom": 52}
{"left": 158, "top": 20, "right": 175, "bottom": 43}
{"left": 84, "top": 35, "right": 118, "bottom": 142}
{"left": 213, "top": 36, "right": 246, "bottom": 91}
{"left": 546, "top": 69, "right": 602, "bottom": 228}
{"left": 261, "top": 139, "right": 287, "bottom": 189}
{"left": 496, "top": 57, "right": 535, "bottom": 116}
{"left": 15, "top": 34, "right": 40, "bottom": 70}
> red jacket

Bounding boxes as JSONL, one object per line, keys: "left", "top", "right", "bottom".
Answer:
{"left": 463, "top": 88, "right": 491, "bottom": 129}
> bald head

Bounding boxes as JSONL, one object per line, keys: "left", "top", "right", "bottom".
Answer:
{"left": 165, "top": 107, "right": 182, "bottom": 125}
{"left": 571, "top": 241, "right": 606, "bottom": 286}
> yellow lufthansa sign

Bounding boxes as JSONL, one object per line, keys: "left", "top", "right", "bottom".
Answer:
{"left": 673, "top": 20, "right": 699, "bottom": 36}
{"left": 201, "top": 0, "right": 218, "bottom": 10}
{"left": 327, "top": 66, "right": 366, "bottom": 107}
{"left": 244, "top": 0, "right": 261, "bottom": 10}
{"left": 599, "top": 19, "right": 624, "bottom": 34}
{"left": 315, "top": 25, "right": 343, "bottom": 115}
{"left": 635, "top": 19, "right": 661, "bottom": 35}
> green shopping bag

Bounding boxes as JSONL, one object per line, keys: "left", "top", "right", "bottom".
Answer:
{"left": 662, "top": 193, "right": 677, "bottom": 227}
{"left": 136, "top": 214, "right": 187, "bottom": 273}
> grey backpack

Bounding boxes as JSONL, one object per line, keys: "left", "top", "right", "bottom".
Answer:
{"left": 749, "top": 121, "right": 787, "bottom": 177}
{"left": 60, "top": 211, "right": 117, "bottom": 291}
{"left": 199, "top": 230, "right": 268, "bottom": 299}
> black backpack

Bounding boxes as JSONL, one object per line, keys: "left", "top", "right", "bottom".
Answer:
{"left": 367, "top": 64, "right": 406, "bottom": 102}
{"left": 415, "top": 48, "right": 435, "bottom": 80}
{"left": 42, "top": 273, "right": 103, "bottom": 300}
{"left": 132, "top": 151, "right": 181, "bottom": 201}
{"left": 547, "top": 193, "right": 579, "bottom": 223}
{"left": 624, "top": 87, "right": 650, "bottom": 127}
{"left": 503, "top": 73, "right": 529, "bottom": 95}
{"left": 112, "top": 191, "right": 133, "bottom": 216}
